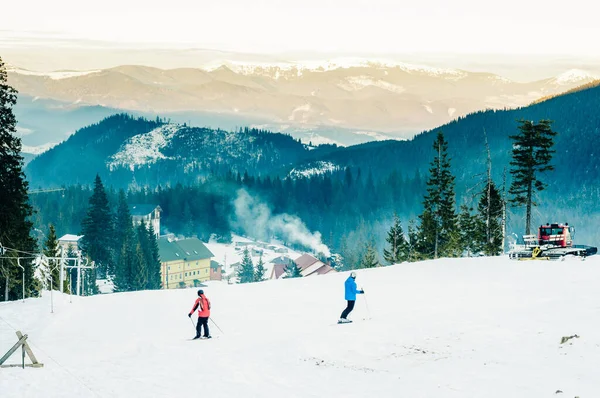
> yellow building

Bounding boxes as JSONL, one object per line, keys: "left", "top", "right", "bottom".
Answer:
{"left": 158, "top": 237, "right": 214, "bottom": 289}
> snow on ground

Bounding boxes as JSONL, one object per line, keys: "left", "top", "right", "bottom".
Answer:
{"left": 2, "top": 256, "right": 600, "bottom": 397}
{"left": 288, "top": 161, "right": 340, "bottom": 179}
{"left": 107, "top": 125, "right": 179, "bottom": 171}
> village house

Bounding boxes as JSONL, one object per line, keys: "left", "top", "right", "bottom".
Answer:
{"left": 210, "top": 260, "right": 223, "bottom": 281}
{"left": 269, "top": 255, "right": 294, "bottom": 280}
{"left": 158, "top": 237, "right": 213, "bottom": 289}
{"left": 129, "top": 204, "right": 161, "bottom": 237}
{"left": 294, "top": 254, "right": 336, "bottom": 277}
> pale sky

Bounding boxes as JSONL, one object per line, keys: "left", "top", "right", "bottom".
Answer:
{"left": 2, "top": 0, "right": 600, "bottom": 55}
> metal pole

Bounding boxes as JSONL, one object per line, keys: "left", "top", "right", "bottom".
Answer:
{"left": 59, "top": 247, "right": 65, "bottom": 293}
{"left": 16, "top": 259, "right": 25, "bottom": 303}
{"left": 209, "top": 318, "right": 225, "bottom": 335}
{"left": 50, "top": 277, "right": 54, "bottom": 313}
{"left": 69, "top": 272, "right": 73, "bottom": 303}
{"left": 77, "top": 257, "right": 81, "bottom": 296}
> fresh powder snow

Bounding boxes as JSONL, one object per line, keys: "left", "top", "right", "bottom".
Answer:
{"left": 1, "top": 256, "right": 599, "bottom": 397}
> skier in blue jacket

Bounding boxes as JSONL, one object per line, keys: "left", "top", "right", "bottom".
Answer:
{"left": 339, "top": 271, "right": 364, "bottom": 323}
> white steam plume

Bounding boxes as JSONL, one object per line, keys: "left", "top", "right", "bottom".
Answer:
{"left": 232, "top": 188, "right": 331, "bottom": 257}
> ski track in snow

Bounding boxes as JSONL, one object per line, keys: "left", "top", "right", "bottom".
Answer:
{"left": 1, "top": 256, "right": 600, "bottom": 397}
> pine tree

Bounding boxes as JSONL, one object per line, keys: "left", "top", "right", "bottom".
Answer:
{"left": 236, "top": 247, "right": 255, "bottom": 283}
{"left": 132, "top": 242, "right": 147, "bottom": 291}
{"left": 284, "top": 260, "right": 302, "bottom": 278}
{"left": 254, "top": 254, "right": 266, "bottom": 282}
{"left": 475, "top": 181, "right": 504, "bottom": 255}
{"left": 383, "top": 212, "right": 409, "bottom": 264}
{"left": 509, "top": 119, "right": 557, "bottom": 235}
{"left": 145, "top": 224, "right": 162, "bottom": 289}
{"left": 0, "top": 56, "right": 37, "bottom": 301}
{"left": 417, "top": 132, "right": 457, "bottom": 259}
{"left": 80, "top": 175, "right": 115, "bottom": 278}
{"left": 113, "top": 190, "right": 134, "bottom": 292}
{"left": 407, "top": 220, "right": 421, "bottom": 262}
{"left": 457, "top": 205, "right": 477, "bottom": 256}
{"left": 361, "top": 243, "right": 379, "bottom": 268}
{"left": 43, "top": 225, "right": 61, "bottom": 290}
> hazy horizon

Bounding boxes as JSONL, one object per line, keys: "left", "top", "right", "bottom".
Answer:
{"left": 3, "top": 0, "right": 600, "bottom": 81}
{"left": 2, "top": 40, "right": 600, "bottom": 82}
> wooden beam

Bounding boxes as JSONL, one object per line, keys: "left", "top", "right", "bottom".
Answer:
{"left": 16, "top": 331, "right": 42, "bottom": 366}
{"left": 0, "top": 334, "right": 28, "bottom": 366}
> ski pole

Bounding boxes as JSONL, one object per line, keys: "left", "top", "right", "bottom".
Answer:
{"left": 210, "top": 317, "right": 225, "bottom": 335}
{"left": 190, "top": 316, "right": 196, "bottom": 330}
{"left": 363, "top": 293, "right": 371, "bottom": 320}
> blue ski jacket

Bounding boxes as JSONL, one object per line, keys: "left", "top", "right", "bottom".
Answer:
{"left": 344, "top": 276, "right": 363, "bottom": 301}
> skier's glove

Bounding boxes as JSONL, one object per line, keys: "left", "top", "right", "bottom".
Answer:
{"left": 361, "top": 289, "right": 365, "bottom": 293}
{"left": 188, "top": 313, "right": 192, "bottom": 318}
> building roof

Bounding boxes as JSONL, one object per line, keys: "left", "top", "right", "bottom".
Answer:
{"left": 294, "top": 254, "right": 320, "bottom": 271}
{"left": 129, "top": 204, "right": 161, "bottom": 217}
{"left": 315, "top": 264, "right": 336, "bottom": 275}
{"left": 210, "top": 260, "right": 221, "bottom": 270}
{"left": 271, "top": 264, "right": 286, "bottom": 279}
{"left": 58, "top": 234, "right": 84, "bottom": 242}
{"left": 271, "top": 255, "right": 292, "bottom": 265}
{"left": 158, "top": 237, "right": 214, "bottom": 262}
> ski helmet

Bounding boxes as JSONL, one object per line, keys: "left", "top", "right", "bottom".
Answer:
{"left": 350, "top": 271, "right": 356, "bottom": 278}
{"left": 198, "top": 289, "right": 204, "bottom": 296}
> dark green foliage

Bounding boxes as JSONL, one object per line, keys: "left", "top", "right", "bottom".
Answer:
{"left": 457, "top": 205, "right": 478, "bottom": 256}
{"left": 360, "top": 243, "right": 379, "bottom": 268}
{"left": 113, "top": 190, "right": 134, "bottom": 292}
{"left": 0, "top": 56, "right": 37, "bottom": 301}
{"left": 383, "top": 213, "right": 409, "bottom": 264}
{"left": 416, "top": 132, "right": 457, "bottom": 259}
{"left": 508, "top": 120, "right": 557, "bottom": 234}
{"left": 80, "top": 175, "right": 115, "bottom": 278}
{"left": 145, "top": 224, "right": 162, "bottom": 290}
{"left": 82, "top": 255, "right": 99, "bottom": 296}
{"left": 254, "top": 254, "right": 266, "bottom": 282}
{"left": 475, "top": 181, "right": 504, "bottom": 255}
{"left": 42, "top": 225, "right": 61, "bottom": 289}
{"left": 237, "top": 248, "right": 255, "bottom": 283}
{"left": 132, "top": 242, "right": 147, "bottom": 291}
{"left": 284, "top": 260, "right": 303, "bottom": 278}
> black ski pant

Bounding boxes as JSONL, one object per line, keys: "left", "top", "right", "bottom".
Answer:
{"left": 340, "top": 300, "right": 355, "bottom": 319}
{"left": 196, "top": 316, "right": 210, "bottom": 337}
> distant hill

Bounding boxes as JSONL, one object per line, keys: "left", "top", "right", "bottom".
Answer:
{"left": 25, "top": 114, "right": 321, "bottom": 188}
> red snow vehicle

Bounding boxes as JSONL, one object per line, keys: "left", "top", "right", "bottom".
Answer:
{"left": 508, "top": 223, "right": 597, "bottom": 260}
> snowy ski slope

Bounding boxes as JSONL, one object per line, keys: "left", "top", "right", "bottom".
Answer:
{"left": 1, "top": 256, "right": 600, "bottom": 397}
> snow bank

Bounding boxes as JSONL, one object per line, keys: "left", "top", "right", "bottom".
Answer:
{"left": 1, "top": 256, "right": 600, "bottom": 397}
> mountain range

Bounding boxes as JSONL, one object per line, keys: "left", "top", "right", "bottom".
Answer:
{"left": 24, "top": 81, "right": 600, "bottom": 244}
{"left": 26, "top": 80, "right": 600, "bottom": 193}
{"left": 8, "top": 60, "right": 599, "bottom": 149}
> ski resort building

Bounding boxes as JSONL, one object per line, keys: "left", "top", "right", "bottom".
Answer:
{"left": 158, "top": 237, "right": 214, "bottom": 289}
{"left": 57, "top": 234, "right": 84, "bottom": 253}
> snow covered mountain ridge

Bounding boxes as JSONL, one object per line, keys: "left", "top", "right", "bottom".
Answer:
{"left": 203, "top": 58, "right": 469, "bottom": 80}
{"left": 8, "top": 60, "right": 600, "bottom": 147}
